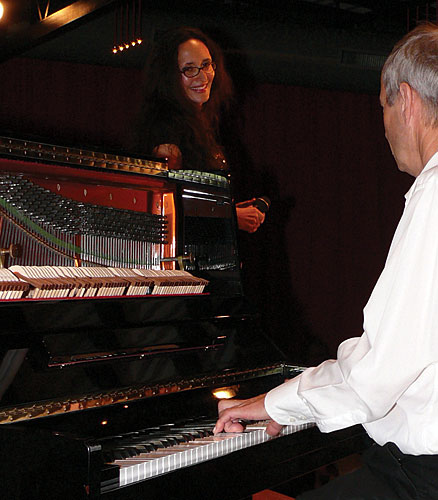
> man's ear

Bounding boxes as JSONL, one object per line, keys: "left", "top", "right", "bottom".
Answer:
{"left": 399, "top": 82, "right": 414, "bottom": 124}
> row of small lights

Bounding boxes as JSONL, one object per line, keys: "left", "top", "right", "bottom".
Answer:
{"left": 113, "top": 0, "right": 142, "bottom": 55}
{"left": 0, "top": 1, "right": 141, "bottom": 52}
{"left": 112, "top": 37, "right": 143, "bottom": 54}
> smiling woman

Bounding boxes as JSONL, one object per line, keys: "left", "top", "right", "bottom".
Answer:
{"left": 178, "top": 38, "right": 216, "bottom": 107}
{"left": 134, "top": 26, "right": 233, "bottom": 172}
{"left": 133, "top": 26, "right": 267, "bottom": 233}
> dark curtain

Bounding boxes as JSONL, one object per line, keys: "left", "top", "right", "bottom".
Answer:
{"left": 0, "top": 58, "right": 141, "bottom": 150}
{"left": 0, "top": 58, "right": 412, "bottom": 365}
{"left": 230, "top": 84, "right": 412, "bottom": 363}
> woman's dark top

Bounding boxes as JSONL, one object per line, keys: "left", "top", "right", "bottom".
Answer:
{"left": 137, "top": 99, "right": 228, "bottom": 173}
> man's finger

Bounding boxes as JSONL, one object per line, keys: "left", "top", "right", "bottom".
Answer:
{"left": 266, "top": 420, "right": 284, "bottom": 436}
{"left": 224, "top": 421, "right": 246, "bottom": 433}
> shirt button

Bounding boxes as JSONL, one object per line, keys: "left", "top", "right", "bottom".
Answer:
{"left": 289, "top": 417, "right": 296, "bottom": 423}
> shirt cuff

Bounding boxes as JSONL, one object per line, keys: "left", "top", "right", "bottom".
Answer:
{"left": 264, "top": 375, "right": 315, "bottom": 425}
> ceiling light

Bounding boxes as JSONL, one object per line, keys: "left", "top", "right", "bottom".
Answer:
{"left": 0, "top": 2, "right": 4, "bottom": 21}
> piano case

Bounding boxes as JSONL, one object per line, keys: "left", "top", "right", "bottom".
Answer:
{"left": 0, "top": 136, "right": 369, "bottom": 499}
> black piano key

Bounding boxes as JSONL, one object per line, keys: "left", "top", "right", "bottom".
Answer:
{"left": 174, "top": 427, "right": 212, "bottom": 437}
{"left": 111, "top": 448, "right": 132, "bottom": 460}
{"left": 117, "top": 438, "right": 169, "bottom": 450}
{"left": 161, "top": 435, "right": 187, "bottom": 446}
{"left": 130, "top": 442, "right": 156, "bottom": 453}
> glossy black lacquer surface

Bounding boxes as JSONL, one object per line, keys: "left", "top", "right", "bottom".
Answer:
{"left": 0, "top": 293, "right": 289, "bottom": 414}
{"left": 0, "top": 290, "right": 302, "bottom": 500}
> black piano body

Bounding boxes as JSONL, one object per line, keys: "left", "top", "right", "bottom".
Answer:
{"left": 0, "top": 136, "right": 370, "bottom": 500}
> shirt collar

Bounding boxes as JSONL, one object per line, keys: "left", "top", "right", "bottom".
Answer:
{"left": 405, "top": 151, "right": 438, "bottom": 202}
{"left": 421, "top": 151, "right": 438, "bottom": 175}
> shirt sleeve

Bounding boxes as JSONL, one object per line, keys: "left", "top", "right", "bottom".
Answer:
{"left": 265, "top": 168, "right": 438, "bottom": 432}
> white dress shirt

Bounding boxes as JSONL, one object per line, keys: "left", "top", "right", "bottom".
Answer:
{"left": 265, "top": 152, "right": 438, "bottom": 455}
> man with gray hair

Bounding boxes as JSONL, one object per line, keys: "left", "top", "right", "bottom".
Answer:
{"left": 214, "top": 23, "right": 438, "bottom": 499}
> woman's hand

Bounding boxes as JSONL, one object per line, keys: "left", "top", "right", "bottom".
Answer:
{"left": 153, "top": 144, "right": 183, "bottom": 169}
{"left": 214, "top": 394, "right": 284, "bottom": 437}
{"left": 236, "top": 199, "right": 265, "bottom": 233}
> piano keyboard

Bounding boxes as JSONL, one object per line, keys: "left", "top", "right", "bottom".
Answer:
{"left": 102, "top": 420, "right": 314, "bottom": 486}
{"left": 0, "top": 266, "right": 208, "bottom": 300}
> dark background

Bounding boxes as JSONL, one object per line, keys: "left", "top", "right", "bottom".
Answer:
{"left": 0, "top": 1, "right": 425, "bottom": 364}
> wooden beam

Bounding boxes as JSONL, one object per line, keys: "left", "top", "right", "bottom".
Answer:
{"left": 0, "top": 0, "right": 118, "bottom": 62}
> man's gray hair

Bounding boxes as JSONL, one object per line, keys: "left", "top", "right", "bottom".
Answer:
{"left": 382, "top": 23, "right": 438, "bottom": 125}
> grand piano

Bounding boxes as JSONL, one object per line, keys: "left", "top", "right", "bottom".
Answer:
{"left": 0, "top": 135, "right": 370, "bottom": 500}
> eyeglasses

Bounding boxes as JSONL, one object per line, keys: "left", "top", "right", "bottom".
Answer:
{"left": 180, "top": 61, "right": 216, "bottom": 78}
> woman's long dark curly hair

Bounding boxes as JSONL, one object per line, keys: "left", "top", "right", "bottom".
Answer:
{"left": 136, "top": 26, "right": 234, "bottom": 171}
